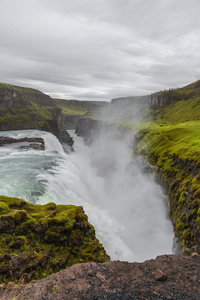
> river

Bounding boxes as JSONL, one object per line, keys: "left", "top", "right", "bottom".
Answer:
{"left": 0, "top": 128, "right": 174, "bottom": 262}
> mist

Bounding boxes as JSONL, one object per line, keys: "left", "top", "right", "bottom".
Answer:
{"left": 69, "top": 98, "right": 174, "bottom": 261}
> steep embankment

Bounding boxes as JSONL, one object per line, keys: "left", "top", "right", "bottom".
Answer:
{"left": 135, "top": 80, "right": 200, "bottom": 255}
{"left": 0, "top": 83, "right": 73, "bottom": 150}
{"left": 53, "top": 98, "right": 109, "bottom": 129}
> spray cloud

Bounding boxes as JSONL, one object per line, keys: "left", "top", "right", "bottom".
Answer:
{"left": 74, "top": 95, "right": 174, "bottom": 261}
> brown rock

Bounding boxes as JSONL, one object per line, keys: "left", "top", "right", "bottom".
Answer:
{"left": 0, "top": 254, "right": 199, "bottom": 300}
{"left": 154, "top": 269, "right": 168, "bottom": 281}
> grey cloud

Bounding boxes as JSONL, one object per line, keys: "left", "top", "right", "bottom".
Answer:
{"left": 0, "top": 0, "right": 200, "bottom": 101}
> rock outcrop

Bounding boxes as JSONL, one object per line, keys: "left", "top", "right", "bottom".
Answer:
{"left": 148, "top": 80, "right": 200, "bottom": 108}
{"left": 1, "top": 254, "right": 199, "bottom": 299}
{"left": 0, "top": 136, "right": 45, "bottom": 150}
{"left": 0, "top": 196, "right": 109, "bottom": 284}
{"left": 148, "top": 91, "right": 181, "bottom": 107}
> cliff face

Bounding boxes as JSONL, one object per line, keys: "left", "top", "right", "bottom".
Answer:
{"left": 64, "top": 114, "right": 83, "bottom": 129}
{"left": 0, "top": 83, "right": 73, "bottom": 151}
{"left": 75, "top": 118, "right": 103, "bottom": 144}
{"left": 148, "top": 91, "right": 181, "bottom": 107}
{"left": 148, "top": 80, "right": 200, "bottom": 108}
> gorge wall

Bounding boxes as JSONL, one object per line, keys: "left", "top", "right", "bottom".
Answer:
{"left": 111, "top": 91, "right": 186, "bottom": 108}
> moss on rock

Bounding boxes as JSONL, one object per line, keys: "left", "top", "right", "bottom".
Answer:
{"left": 0, "top": 196, "right": 109, "bottom": 284}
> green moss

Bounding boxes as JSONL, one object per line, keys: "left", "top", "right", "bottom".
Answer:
{"left": 196, "top": 217, "right": 200, "bottom": 226}
{"left": 0, "top": 201, "right": 10, "bottom": 214}
{"left": 47, "top": 285, "right": 60, "bottom": 292}
{"left": 181, "top": 228, "right": 191, "bottom": 240}
{"left": 0, "top": 196, "right": 109, "bottom": 284}
{"left": 176, "top": 218, "right": 185, "bottom": 231}
{"left": 179, "top": 192, "right": 186, "bottom": 204}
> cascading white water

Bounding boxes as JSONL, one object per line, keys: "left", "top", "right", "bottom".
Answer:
{"left": 0, "top": 130, "right": 64, "bottom": 203}
{"left": 0, "top": 128, "right": 174, "bottom": 262}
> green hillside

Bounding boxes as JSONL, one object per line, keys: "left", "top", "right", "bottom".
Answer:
{"left": 0, "top": 83, "right": 61, "bottom": 136}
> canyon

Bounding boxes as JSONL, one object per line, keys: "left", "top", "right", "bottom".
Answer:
{"left": 0, "top": 80, "right": 199, "bottom": 299}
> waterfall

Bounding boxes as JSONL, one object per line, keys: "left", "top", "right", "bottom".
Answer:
{"left": 0, "top": 129, "right": 174, "bottom": 262}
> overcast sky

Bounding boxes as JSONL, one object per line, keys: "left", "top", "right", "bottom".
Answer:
{"left": 0, "top": 0, "right": 200, "bottom": 101}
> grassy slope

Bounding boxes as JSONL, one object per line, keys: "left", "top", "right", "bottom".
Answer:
{"left": 0, "top": 83, "right": 57, "bottom": 132}
{"left": 134, "top": 80, "right": 200, "bottom": 254}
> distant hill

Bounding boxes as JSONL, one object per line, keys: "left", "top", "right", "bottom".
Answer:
{"left": 53, "top": 98, "right": 108, "bottom": 116}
